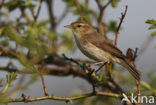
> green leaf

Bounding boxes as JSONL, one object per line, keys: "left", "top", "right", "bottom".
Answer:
{"left": 0, "top": 39, "right": 9, "bottom": 47}
{"left": 4, "top": 0, "right": 26, "bottom": 11}
{"left": 148, "top": 24, "right": 156, "bottom": 29}
{"left": 146, "top": 19, "right": 156, "bottom": 25}
{"left": 63, "top": 0, "right": 75, "bottom": 7}
{"left": 141, "top": 81, "right": 152, "bottom": 90}
{"left": 6, "top": 72, "right": 17, "bottom": 85}
{"left": 150, "top": 31, "right": 156, "bottom": 36}
{"left": 38, "top": 20, "right": 51, "bottom": 27}
{"left": 111, "top": 0, "right": 120, "bottom": 8}
{"left": 107, "top": 21, "right": 117, "bottom": 33}
{"left": 0, "top": 27, "right": 4, "bottom": 35}
{"left": 3, "top": 26, "right": 23, "bottom": 44}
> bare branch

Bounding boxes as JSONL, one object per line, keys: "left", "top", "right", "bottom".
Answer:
{"left": 45, "top": 0, "right": 56, "bottom": 31}
{"left": 39, "top": 59, "right": 49, "bottom": 96}
{"left": 95, "top": 0, "right": 112, "bottom": 24}
{"left": 115, "top": 5, "right": 128, "bottom": 45}
{"left": 34, "top": 0, "right": 43, "bottom": 21}
{"left": 0, "top": 0, "right": 5, "bottom": 10}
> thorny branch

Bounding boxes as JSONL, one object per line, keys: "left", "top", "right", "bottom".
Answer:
{"left": 115, "top": 5, "right": 128, "bottom": 45}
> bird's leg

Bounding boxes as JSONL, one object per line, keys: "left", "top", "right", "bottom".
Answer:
{"left": 107, "top": 62, "right": 112, "bottom": 79}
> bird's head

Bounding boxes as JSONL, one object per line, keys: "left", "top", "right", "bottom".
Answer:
{"left": 65, "top": 21, "right": 95, "bottom": 35}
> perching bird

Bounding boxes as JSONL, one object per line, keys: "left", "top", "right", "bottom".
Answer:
{"left": 65, "top": 21, "right": 141, "bottom": 80}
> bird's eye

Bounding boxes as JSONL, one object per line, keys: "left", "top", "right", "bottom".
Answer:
{"left": 77, "top": 25, "right": 81, "bottom": 28}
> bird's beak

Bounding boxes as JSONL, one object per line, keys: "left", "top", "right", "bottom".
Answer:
{"left": 64, "top": 25, "right": 73, "bottom": 29}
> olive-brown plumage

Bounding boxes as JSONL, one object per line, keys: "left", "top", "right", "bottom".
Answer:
{"left": 65, "top": 21, "right": 141, "bottom": 80}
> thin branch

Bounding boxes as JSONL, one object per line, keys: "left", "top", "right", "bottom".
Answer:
{"left": 62, "top": 54, "right": 80, "bottom": 65}
{"left": 45, "top": 0, "right": 56, "bottom": 31}
{"left": 115, "top": 5, "right": 128, "bottom": 46}
{"left": 126, "top": 48, "right": 142, "bottom": 103}
{"left": 1, "top": 82, "right": 9, "bottom": 93}
{"left": 34, "top": 0, "right": 43, "bottom": 21}
{"left": 0, "top": 0, "right": 5, "bottom": 10}
{"left": 73, "top": 0, "right": 82, "bottom": 16}
{"left": 45, "top": 0, "right": 57, "bottom": 52}
{"left": 7, "top": 91, "right": 121, "bottom": 103}
{"left": 0, "top": 46, "right": 18, "bottom": 57}
{"left": 95, "top": 62, "right": 107, "bottom": 73}
{"left": 39, "top": 59, "right": 49, "bottom": 96}
{"left": 96, "top": 0, "right": 112, "bottom": 24}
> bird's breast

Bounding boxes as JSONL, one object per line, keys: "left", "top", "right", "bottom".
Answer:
{"left": 74, "top": 34, "right": 112, "bottom": 62}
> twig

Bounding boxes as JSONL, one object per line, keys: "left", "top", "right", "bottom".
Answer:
{"left": 115, "top": 5, "right": 128, "bottom": 46}
{"left": 39, "top": 59, "right": 49, "bottom": 96}
{"left": 63, "top": 54, "right": 96, "bottom": 93}
{"left": 0, "top": 46, "right": 18, "bottom": 57}
{"left": 1, "top": 81, "right": 9, "bottom": 93}
{"left": 96, "top": 0, "right": 112, "bottom": 24}
{"left": 107, "top": 62, "right": 112, "bottom": 79}
{"left": 34, "top": 0, "right": 43, "bottom": 21}
{"left": 45, "top": 0, "right": 57, "bottom": 52}
{"left": 132, "top": 48, "right": 138, "bottom": 68}
{"left": 126, "top": 48, "right": 133, "bottom": 62}
{"left": 86, "top": 66, "right": 96, "bottom": 93}
{"left": 21, "top": 94, "right": 32, "bottom": 103}
{"left": 62, "top": 54, "right": 80, "bottom": 65}
{"left": 45, "top": 0, "right": 56, "bottom": 31}
{"left": 137, "top": 80, "right": 142, "bottom": 104}
{"left": 126, "top": 48, "right": 138, "bottom": 63}
{"left": 0, "top": 0, "right": 5, "bottom": 10}
{"left": 7, "top": 91, "right": 121, "bottom": 103}
{"left": 88, "top": 74, "right": 96, "bottom": 93}
{"left": 126, "top": 48, "right": 142, "bottom": 104}
{"left": 95, "top": 62, "right": 107, "bottom": 73}
{"left": 73, "top": 0, "right": 82, "bottom": 16}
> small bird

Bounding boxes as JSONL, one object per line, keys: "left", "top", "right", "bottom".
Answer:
{"left": 65, "top": 21, "right": 141, "bottom": 80}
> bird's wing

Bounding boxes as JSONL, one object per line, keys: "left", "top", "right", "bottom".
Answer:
{"left": 85, "top": 33, "right": 126, "bottom": 59}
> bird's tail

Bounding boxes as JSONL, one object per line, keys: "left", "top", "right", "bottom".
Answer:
{"left": 119, "top": 59, "right": 141, "bottom": 80}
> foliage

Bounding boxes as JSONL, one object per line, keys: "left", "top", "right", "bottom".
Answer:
{"left": 146, "top": 19, "right": 156, "bottom": 36}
